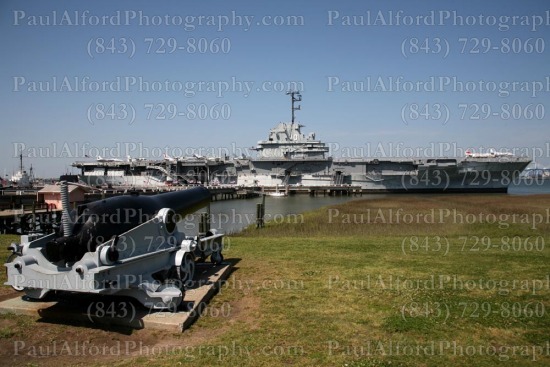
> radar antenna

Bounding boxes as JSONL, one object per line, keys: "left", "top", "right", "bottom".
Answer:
{"left": 286, "top": 90, "right": 302, "bottom": 123}
{"left": 19, "top": 150, "right": 24, "bottom": 172}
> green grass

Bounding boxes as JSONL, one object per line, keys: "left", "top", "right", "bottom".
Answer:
{"left": 0, "top": 234, "right": 18, "bottom": 296}
{"left": 1, "top": 194, "right": 549, "bottom": 366}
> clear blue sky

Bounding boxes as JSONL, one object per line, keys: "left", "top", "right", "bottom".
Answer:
{"left": 1, "top": 0, "right": 549, "bottom": 177}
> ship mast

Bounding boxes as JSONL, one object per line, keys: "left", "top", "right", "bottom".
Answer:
{"left": 286, "top": 90, "right": 302, "bottom": 123}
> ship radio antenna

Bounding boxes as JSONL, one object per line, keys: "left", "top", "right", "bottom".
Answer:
{"left": 286, "top": 90, "right": 302, "bottom": 123}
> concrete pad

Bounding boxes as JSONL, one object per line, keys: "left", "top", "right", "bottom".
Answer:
{"left": 0, "top": 262, "right": 232, "bottom": 332}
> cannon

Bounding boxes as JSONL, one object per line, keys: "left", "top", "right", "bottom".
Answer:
{"left": 4, "top": 185, "right": 225, "bottom": 310}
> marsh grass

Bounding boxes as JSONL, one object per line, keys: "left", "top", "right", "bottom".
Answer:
{"left": 238, "top": 194, "right": 550, "bottom": 239}
{"left": 203, "top": 194, "right": 550, "bottom": 366}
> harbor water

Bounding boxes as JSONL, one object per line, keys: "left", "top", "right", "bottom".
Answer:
{"left": 178, "top": 178, "right": 550, "bottom": 235}
{"left": 508, "top": 178, "right": 550, "bottom": 195}
{"left": 179, "top": 194, "right": 368, "bottom": 235}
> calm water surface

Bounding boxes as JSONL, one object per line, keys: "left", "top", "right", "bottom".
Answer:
{"left": 206, "top": 195, "right": 371, "bottom": 234}
{"left": 178, "top": 179, "right": 550, "bottom": 234}
{"left": 508, "top": 178, "right": 550, "bottom": 195}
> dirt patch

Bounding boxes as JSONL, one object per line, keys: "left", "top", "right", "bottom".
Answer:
{"left": 225, "top": 292, "right": 261, "bottom": 330}
{"left": 0, "top": 297, "right": 252, "bottom": 366}
{"left": 0, "top": 261, "right": 263, "bottom": 366}
{"left": 0, "top": 289, "right": 18, "bottom": 301}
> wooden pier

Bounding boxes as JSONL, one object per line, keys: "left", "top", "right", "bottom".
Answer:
{"left": 80, "top": 186, "right": 261, "bottom": 202}
{"left": 261, "top": 185, "right": 363, "bottom": 197}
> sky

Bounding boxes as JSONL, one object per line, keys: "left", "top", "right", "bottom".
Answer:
{"left": 1, "top": 0, "right": 549, "bottom": 178}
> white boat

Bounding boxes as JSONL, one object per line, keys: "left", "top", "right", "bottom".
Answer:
{"left": 266, "top": 185, "right": 287, "bottom": 197}
{"left": 10, "top": 152, "right": 33, "bottom": 188}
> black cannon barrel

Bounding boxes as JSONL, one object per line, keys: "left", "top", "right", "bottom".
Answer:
{"left": 46, "top": 187, "right": 211, "bottom": 263}
{"left": 82, "top": 186, "right": 211, "bottom": 219}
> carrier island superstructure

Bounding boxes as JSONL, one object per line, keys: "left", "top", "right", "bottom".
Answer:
{"left": 73, "top": 92, "right": 531, "bottom": 193}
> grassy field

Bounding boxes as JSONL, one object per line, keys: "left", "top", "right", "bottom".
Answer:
{"left": 1, "top": 194, "right": 549, "bottom": 366}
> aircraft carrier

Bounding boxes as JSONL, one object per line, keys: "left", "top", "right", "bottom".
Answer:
{"left": 73, "top": 92, "right": 531, "bottom": 193}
